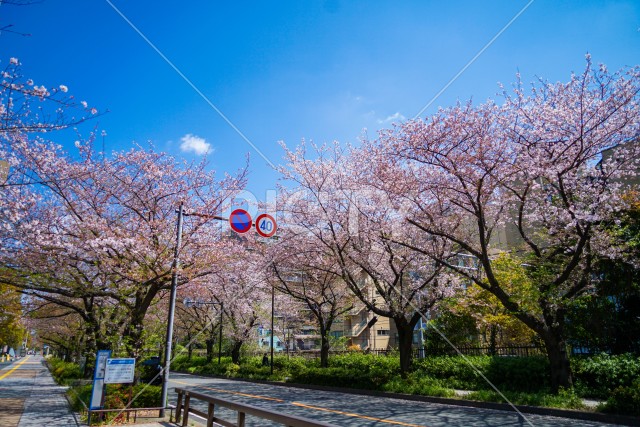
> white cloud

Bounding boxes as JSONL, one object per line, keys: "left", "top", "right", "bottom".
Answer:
{"left": 179, "top": 134, "right": 211, "bottom": 155}
{"left": 377, "top": 112, "right": 406, "bottom": 124}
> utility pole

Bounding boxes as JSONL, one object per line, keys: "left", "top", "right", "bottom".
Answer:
{"left": 160, "top": 203, "right": 184, "bottom": 417}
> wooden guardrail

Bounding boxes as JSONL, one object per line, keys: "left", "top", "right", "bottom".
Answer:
{"left": 174, "top": 387, "right": 337, "bottom": 427}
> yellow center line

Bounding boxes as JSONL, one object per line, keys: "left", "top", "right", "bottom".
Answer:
{"left": 171, "top": 379, "right": 284, "bottom": 402}
{"left": 292, "top": 402, "right": 428, "bottom": 427}
{"left": 0, "top": 356, "right": 31, "bottom": 381}
{"left": 172, "top": 378, "right": 429, "bottom": 426}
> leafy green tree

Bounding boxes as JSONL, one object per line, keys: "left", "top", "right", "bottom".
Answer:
{"left": 567, "top": 194, "right": 640, "bottom": 354}
{"left": 0, "top": 282, "right": 25, "bottom": 350}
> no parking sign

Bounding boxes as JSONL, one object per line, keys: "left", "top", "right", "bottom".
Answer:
{"left": 228, "top": 209, "right": 253, "bottom": 234}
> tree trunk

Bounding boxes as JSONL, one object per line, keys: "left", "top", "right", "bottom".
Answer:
{"left": 489, "top": 325, "right": 497, "bottom": 356}
{"left": 231, "top": 340, "right": 243, "bottom": 364}
{"left": 122, "top": 311, "right": 145, "bottom": 358}
{"left": 394, "top": 317, "right": 415, "bottom": 375}
{"left": 512, "top": 299, "right": 575, "bottom": 394}
{"left": 319, "top": 325, "right": 330, "bottom": 368}
{"left": 543, "top": 332, "right": 573, "bottom": 392}
{"left": 205, "top": 338, "right": 214, "bottom": 363}
{"left": 82, "top": 324, "right": 99, "bottom": 378}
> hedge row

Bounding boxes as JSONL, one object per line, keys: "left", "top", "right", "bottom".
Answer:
{"left": 50, "top": 353, "right": 640, "bottom": 416}
{"left": 173, "top": 353, "right": 639, "bottom": 396}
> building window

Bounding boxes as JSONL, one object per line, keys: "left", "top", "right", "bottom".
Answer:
{"left": 377, "top": 330, "right": 389, "bottom": 336}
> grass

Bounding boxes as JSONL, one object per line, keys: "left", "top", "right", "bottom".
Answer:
{"left": 464, "top": 388, "right": 587, "bottom": 410}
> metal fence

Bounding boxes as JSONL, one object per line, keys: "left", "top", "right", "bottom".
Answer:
{"left": 236, "top": 344, "right": 546, "bottom": 359}
{"left": 175, "top": 387, "right": 337, "bottom": 427}
{"left": 421, "top": 344, "right": 546, "bottom": 357}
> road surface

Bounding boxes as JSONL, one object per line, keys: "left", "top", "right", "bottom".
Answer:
{"left": 166, "top": 372, "right": 624, "bottom": 427}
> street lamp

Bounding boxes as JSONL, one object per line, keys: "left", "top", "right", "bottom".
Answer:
{"left": 160, "top": 204, "right": 227, "bottom": 417}
{"left": 183, "top": 298, "right": 224, "bottom": 364}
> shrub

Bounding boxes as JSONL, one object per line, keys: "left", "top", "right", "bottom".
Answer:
{"left": 225, "top": 363, "right": 241, "bottom": 377}
{"left": 573, "top": 353, "right": 640, "bottom": 398}
{"left": 413, "top": 355, "right": 549, "bottom": 392}
{"left": 48, "top": 358, "right": 82, "bottom": 384}
{"left": 485, "top": 356, "right": 549, "bottom": 392}
{"left": 414, "top": 356, "right": 489, "bottom": 390}
{"left": 602, "top": 378, "right": 640, "bottom": 416}
{"left": 289, "top": 367, "right": 380, "bottom": 389}
{"left": 67, "top": 384, "right": 93, "bottom": 412}
{"left": 382, "top": 374, "right": 455, "bottom": 397}
{"left": 464, "top": 387, "right": 585, "bottom": 410}
{"left": 102, "top": 384, "right": 162, "bottom": 409}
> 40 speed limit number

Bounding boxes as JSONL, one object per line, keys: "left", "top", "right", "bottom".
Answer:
{"left": 255, "top": 213, "right": 277, "bottom": 238}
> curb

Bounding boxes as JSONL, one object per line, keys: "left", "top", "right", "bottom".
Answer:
{"left": 174, "top": 370, "right": 640, "bottom": 426}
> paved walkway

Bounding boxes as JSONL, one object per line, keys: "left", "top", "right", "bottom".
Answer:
{"left": 0, "top": 355, "right": 178, "bottom": 427}
{"left": 0, "top": 355, "right": 80, "bottom": 427}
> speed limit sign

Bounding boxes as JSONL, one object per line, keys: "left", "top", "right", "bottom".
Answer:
{"left": 255, "top": 213, "right": 277, "bottom": 238}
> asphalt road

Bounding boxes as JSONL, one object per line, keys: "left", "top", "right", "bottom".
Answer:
{"left": 166, "top": 372, "right": 624, "bottom": 427}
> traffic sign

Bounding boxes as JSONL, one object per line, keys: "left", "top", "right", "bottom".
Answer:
{"left": 229, "top": 209, "right": 252, "bottom": 234}
{"left": 255, "top": 213, "right": 277, "bottom": 238}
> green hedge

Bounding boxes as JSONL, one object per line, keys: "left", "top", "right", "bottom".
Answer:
{"left": 172, "top": 352, "right": 640, "bottom": 416}
{"left": 573, "top": 354, "right": 640, "bottom": 399}
{"left": 603, "top": 378, "right": 640, "bottom": 416}
{"left": 47, "top": 358, "right": 83, "bottom": 384}
{"left": 486, "top": 356, "right": 550, "bottom": 392}
{"left": 413, "top": 355, "right": 550, "bottom": 392}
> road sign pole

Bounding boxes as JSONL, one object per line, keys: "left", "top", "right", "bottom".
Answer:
{"left": 218, "top": 302, "right": 223, "bottom": 364}
{"left": 160, "top": 203, "right": 184, "bottom": 417}
{"left": 270, "top": 285, "right": 275, "bottom": 375}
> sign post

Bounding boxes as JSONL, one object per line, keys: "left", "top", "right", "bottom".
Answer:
{"left": 89, "top": 350, "right": 111, "bottom": 410}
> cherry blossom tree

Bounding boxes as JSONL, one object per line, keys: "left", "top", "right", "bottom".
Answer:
{"left": 0, "top": 58, "right": 101, "bottom": 262}
{"left": 0, "top": 140, "right": 247, "bottom": 359}
{"left": 24, "top": 298, "right": 86, "bottom": 361}
{"left": 175, "top": 298, "right": 220, "bottom": 362}
{"left": 369, "top": 58, "right": 640, "bottom": 391}
{"left": 268, "top": 229, "right": 353, "bottom": 367}
{"left": 0, "top": 58, "right": 98, "bottom": 134}
{"left": 278, "top": 141, "right": 457, "bottom": 373}
{"left": 179, "top": 235, "right": 270, "bottom": 364}
{"left": 0, "top": 57, "right": 100, "bottom": 193}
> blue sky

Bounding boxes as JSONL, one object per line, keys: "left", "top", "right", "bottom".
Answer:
{"left": 1, "top": 0, "right": 639, "bottom": 202}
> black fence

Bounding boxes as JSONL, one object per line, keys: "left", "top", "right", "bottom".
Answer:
{"left": 239, "top": 344, "right": 546, "bottom": 360}
{"left": 421, "top": 344, "right": 546, "bottom": 357}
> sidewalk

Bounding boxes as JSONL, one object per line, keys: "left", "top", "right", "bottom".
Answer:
{"left": 0, "top": 356, "right": 181, "bottom": 427}
{"left": 0, "top": 355, "right": 79, "bottom": 427}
